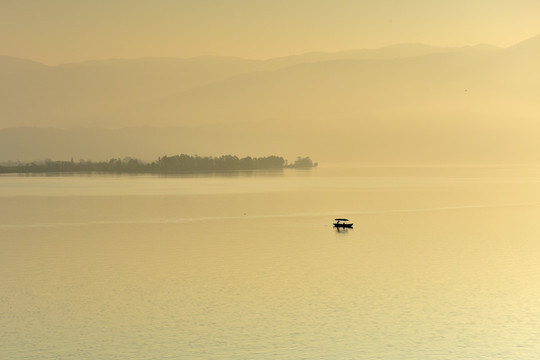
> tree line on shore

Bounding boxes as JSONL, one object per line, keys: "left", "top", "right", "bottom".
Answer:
{"left": 0, "top": 155, "right": 317, "bottom": 174}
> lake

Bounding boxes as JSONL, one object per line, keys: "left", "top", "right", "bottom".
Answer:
{"left": 2, "top": 165, "right": 540, "bottom": 359}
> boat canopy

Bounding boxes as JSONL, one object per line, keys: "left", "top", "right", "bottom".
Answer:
{"left": 334, "top": 218, "right": 349, "bottom": 221}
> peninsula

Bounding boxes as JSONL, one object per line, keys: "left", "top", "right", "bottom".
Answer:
{"left": 0, "top": 154, "right": 317, "bottom": 174}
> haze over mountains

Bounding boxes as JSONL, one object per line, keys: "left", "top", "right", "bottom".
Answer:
{"left": 1, "top": 34, "right": 539, "bottom": 163}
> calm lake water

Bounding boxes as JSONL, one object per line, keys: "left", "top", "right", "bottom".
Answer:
{"left": 2, "top": 166, "right": 540, "bottom": 359}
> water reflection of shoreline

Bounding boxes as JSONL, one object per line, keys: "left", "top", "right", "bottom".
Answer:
{"left": 0, "top": 169, "right": 287, "bottom": 178}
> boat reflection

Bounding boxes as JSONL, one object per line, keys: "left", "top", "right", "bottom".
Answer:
{"left": 334, "top": 226, "right": 351, "bottom": 234}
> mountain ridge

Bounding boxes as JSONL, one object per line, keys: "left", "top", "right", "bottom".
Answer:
{"left": 1, "top": 34, "right": 539, "bottom": 162}
{"left": 1, "top": 39, "right": 508, "bottom": 70}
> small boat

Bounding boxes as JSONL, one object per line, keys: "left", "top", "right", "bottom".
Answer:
{"left": 333, "top": 218, "right": 353, "bottom": 228}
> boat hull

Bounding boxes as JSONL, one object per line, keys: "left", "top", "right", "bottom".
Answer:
{"left": 333, "top": 223, "right": 353, "bottom": 228}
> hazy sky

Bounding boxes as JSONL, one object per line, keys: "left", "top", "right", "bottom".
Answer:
{"left": 1, "top": 0, "right": 539, "bottom": 64}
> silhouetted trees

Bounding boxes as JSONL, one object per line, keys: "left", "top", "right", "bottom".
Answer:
{"left": 286, "top": 156, "right": 318, "bottom": 168}
{"left": 0, "top": 154, "right": 316, "bottom": 174}
{"left": 153, "top": 154, "right": 285, "bottom": 172}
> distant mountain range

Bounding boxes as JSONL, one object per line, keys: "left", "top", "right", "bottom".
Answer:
{"left": 1, "top": 34, "right": 539, "bottom": 162}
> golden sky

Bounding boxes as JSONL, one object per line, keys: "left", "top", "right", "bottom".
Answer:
{"left": 1, "top": 0, "right": 539, "bottom": 64}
